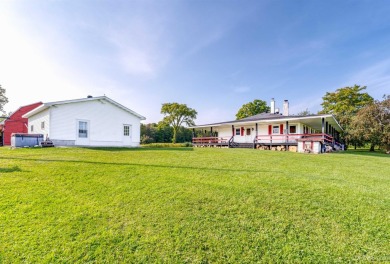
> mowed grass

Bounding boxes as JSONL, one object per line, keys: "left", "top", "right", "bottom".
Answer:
{"left": 0, "top": 147, "right": 389, "bottom": 263}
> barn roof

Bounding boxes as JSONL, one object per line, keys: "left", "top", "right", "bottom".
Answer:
{"left": 23, "top": 96, "right": 146, "bottom": 120}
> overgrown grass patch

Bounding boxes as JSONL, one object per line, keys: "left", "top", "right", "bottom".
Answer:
{"left": 0, "top": 147, "right": 389, "bottom": 262}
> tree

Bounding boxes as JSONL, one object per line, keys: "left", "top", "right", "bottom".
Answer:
{"left": 319, "top": 85, "right": 373, "bottom": 145}
{"left": 235, "top": 99, "right": 270, "bottom": 120}
{"left": 0, "top": 85, "right": 9, "bottom": 115}
{"left": 320, "top": 85, "right": 373, "bottom": 129}
{"left": 348, "top": 95, "right": 390, "bottom": 151}
{"left": 161, "top": 103, "right": 197, "bottom": 143}
{"left": 297, "top": 108, "right": 312, "bottom": 116}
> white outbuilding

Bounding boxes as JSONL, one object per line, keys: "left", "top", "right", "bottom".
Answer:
{"left": 23, "top": 96, "right": 146, "bottom": 147}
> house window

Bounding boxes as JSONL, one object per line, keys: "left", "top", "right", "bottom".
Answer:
{"left": 289, "top": 126, "right": 296, "bottom": 134}
{"left": 31, "top": 125, "right": 34, "bottom": 132}
{"left": 235, "top": 128, "right": 240, "bottom": 135}
{"left": 124, "top": 125, "right": 130, "bottom": 136}
{"left": 41, "top": 122, "right": 45, "bottom": 129}
{"left": 272, "top": 125, "right": 279, "bottom": 134}
{"left": 246, "top": 128, "right": 251, "bottom": 135}
{"left": 78, "top": 121, "right": 88, "bottom": 138}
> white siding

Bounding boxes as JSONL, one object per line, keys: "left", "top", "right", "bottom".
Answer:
{"left": 28, "top": 108, "right": 50, "bottom": 137}
{"left": 47, "top": 100, "right": 141, "bottom": 147}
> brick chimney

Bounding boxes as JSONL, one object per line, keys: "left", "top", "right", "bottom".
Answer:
{"left": 283, "top": 100, "right": 289, "bottom": 116}
{"left": 270, "top": 98, "right": 275, "bottom": 114}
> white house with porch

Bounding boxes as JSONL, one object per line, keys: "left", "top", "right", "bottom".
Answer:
{"left": 23, "top": 96, "right": 146, "bottom": 147}
{"left": 191, "top": 99, "right": 344, "bottom": 153}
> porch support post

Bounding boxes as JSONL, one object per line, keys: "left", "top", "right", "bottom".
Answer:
{"left": 255, "top": 123, "right": 258, "bottom": 137}
{"left": 285, "top": 121, "right": 289, "bottom": 149}
{"left": 321, "top": 117, "right": 325, "bottom": 143}
{"left": 254, "top": 123, "right": 258, "bottom": 149}
{"left": 232, "top": 125, "right": 234, "bottom": 136}
{"left": 210, "top": 127, "right": 213, "bottom": 137}
{"left": 192, "top": 128, "right": 195, "bottom": 138}
{"left": 325, "top": 121, "right": 328, "bottom": 135}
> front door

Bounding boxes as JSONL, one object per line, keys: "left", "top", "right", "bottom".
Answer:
{"left": 76, "top": 120, "right": 90, "bottom": 145}
{"left": 123, "top": 124, "right": 132, "bottom": 146}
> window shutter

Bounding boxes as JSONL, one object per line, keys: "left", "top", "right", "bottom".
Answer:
{"left": 268, "top": 125, "right": 272, "bottom": 135}
{"left": 280, "top": 124, "right": 284, "bottom": 134}
{"left": 241, "top": 127, "right": 244, "bottom": 136}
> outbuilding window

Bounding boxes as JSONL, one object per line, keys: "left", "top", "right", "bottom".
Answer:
{"left": 41, "top": 122, "right": 45, "bottom": 129}
{"left": 78, "top": 121, "right": 88, "bottom": 138}
{"left": 31, "top": 125, "right": 34, "bottom": 132}
{"left": 124, "top": 125, "right": 130, "bottom": 136}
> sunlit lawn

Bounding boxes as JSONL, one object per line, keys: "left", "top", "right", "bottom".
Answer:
{"left": 0, "top": 147, "right": 389, "bottom": 262}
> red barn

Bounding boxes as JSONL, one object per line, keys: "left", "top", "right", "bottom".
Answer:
{"left": 3, "top": 102, "right": 43, "bottom": 145}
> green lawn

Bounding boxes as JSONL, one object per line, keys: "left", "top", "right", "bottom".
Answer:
{"left": 0, "top": 147, "right": 389, "bottom": 263}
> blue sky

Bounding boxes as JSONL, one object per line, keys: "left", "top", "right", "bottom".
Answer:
{"left": 1, "top": 0, "right": 390, "bottom": 124}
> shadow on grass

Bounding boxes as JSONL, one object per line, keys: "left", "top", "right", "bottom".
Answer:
{"left": 335, "top": 149, "right": 390, "bottom": 158}
{"left": 83, "top": 147, "right": 194, "bottom": 152}
{"left": 0, "top": 157, "right": 285, "bottom": 174}
{"left": 0, "top": 166, "right": 22, "bottom": 173}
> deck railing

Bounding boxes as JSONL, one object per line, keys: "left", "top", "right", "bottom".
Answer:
{"left": 192, "top": 137, "right": 230, "bottom": 144}
{"left": 254, "top": 133, "right": 335, "bottom": 145}
{"left": 192, "top": 133, "right": 340, "bottom": 146}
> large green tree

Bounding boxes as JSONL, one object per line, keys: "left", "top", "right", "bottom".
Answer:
{"left": 161, "top": 103, "right": 197, "bottom": 143}
{"left": 236, "top": 99, "right": 270, "bottom": 120}
{"left": 320, "top": 85, "right": 373, "bottom": 129}
{"left": 0, "top": 85, "right": 8, "bottom": 115}
{"left": 348, "top": 95, "right": 390, "bottom": 151}
{"left": 319, "top": 85, "right": 373, "bottom": 145}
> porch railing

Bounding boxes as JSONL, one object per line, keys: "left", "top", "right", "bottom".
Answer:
{"left": 192, "top": 133, "right": 341, "bottom": 147}
{"left": 192, "top": 137, "right": 230, "bottom": 144}
{"left": 254, "top": 133, "right": 336, "bottom": 145}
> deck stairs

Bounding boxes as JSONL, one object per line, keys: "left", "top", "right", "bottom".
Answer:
{"left": 229, "top": 142, "right": 254, "bottom": 149}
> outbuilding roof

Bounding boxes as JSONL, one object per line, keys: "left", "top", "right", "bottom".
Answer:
{"left": 23, "top": 96, "right": 146, "bottom": 120}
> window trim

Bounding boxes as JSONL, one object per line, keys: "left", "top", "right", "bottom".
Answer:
{"left": 235, "top": 128, "right": 240, "bottom": 136}
{"left": 272, "top": 125, "right": 280, "bottom": 134}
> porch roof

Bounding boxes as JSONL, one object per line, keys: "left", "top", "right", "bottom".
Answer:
{"left": 190, "top": 113, "right": 343, "bottom": 132}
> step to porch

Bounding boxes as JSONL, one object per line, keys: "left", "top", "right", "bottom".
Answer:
{"left": 230, "top": 143, "right": 254, "bottom": 149}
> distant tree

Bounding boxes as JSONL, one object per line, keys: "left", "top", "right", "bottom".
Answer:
{"left": 348, "top": 95, "right": 390, "bottom": 151}
{"left": 155, "top": 122, "right": 174, "bottom": 143}
{"left": 160, "top": 103, "right": 197, "bottom": 143}
{"left": 140, "top": 122, "right": 193, "bottom": 144}
{"left": 236, "top": 99, "right": 270, "bottom": 120}
{"left": 297, "top": 108, "right": 312, "bottom": 116}
{"left": 0, "top": 85, "right": 9, "bottom": 115}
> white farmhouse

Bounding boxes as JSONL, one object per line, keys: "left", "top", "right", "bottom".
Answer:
{"left": 23, "top": 96, "right": 146, "bottom": 147}
{"left": 191, "top": 99, "right": 344, "bottom": 154}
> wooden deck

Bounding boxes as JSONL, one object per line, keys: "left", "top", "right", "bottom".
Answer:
{"left": 193, "top": 133, "right": 341, "bottom": 149}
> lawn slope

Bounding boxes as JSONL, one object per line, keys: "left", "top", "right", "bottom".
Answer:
{"left": 0, "top": 147, "right": 389, "bottom": 262}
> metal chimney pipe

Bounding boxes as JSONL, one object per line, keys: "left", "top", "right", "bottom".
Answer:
{"left": 283, "top": 100, "right": 289, "bottom": 116}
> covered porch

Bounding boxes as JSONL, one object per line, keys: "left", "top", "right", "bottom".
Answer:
{"left": 191, "top": 115, "right": 343, "bottom": 152}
